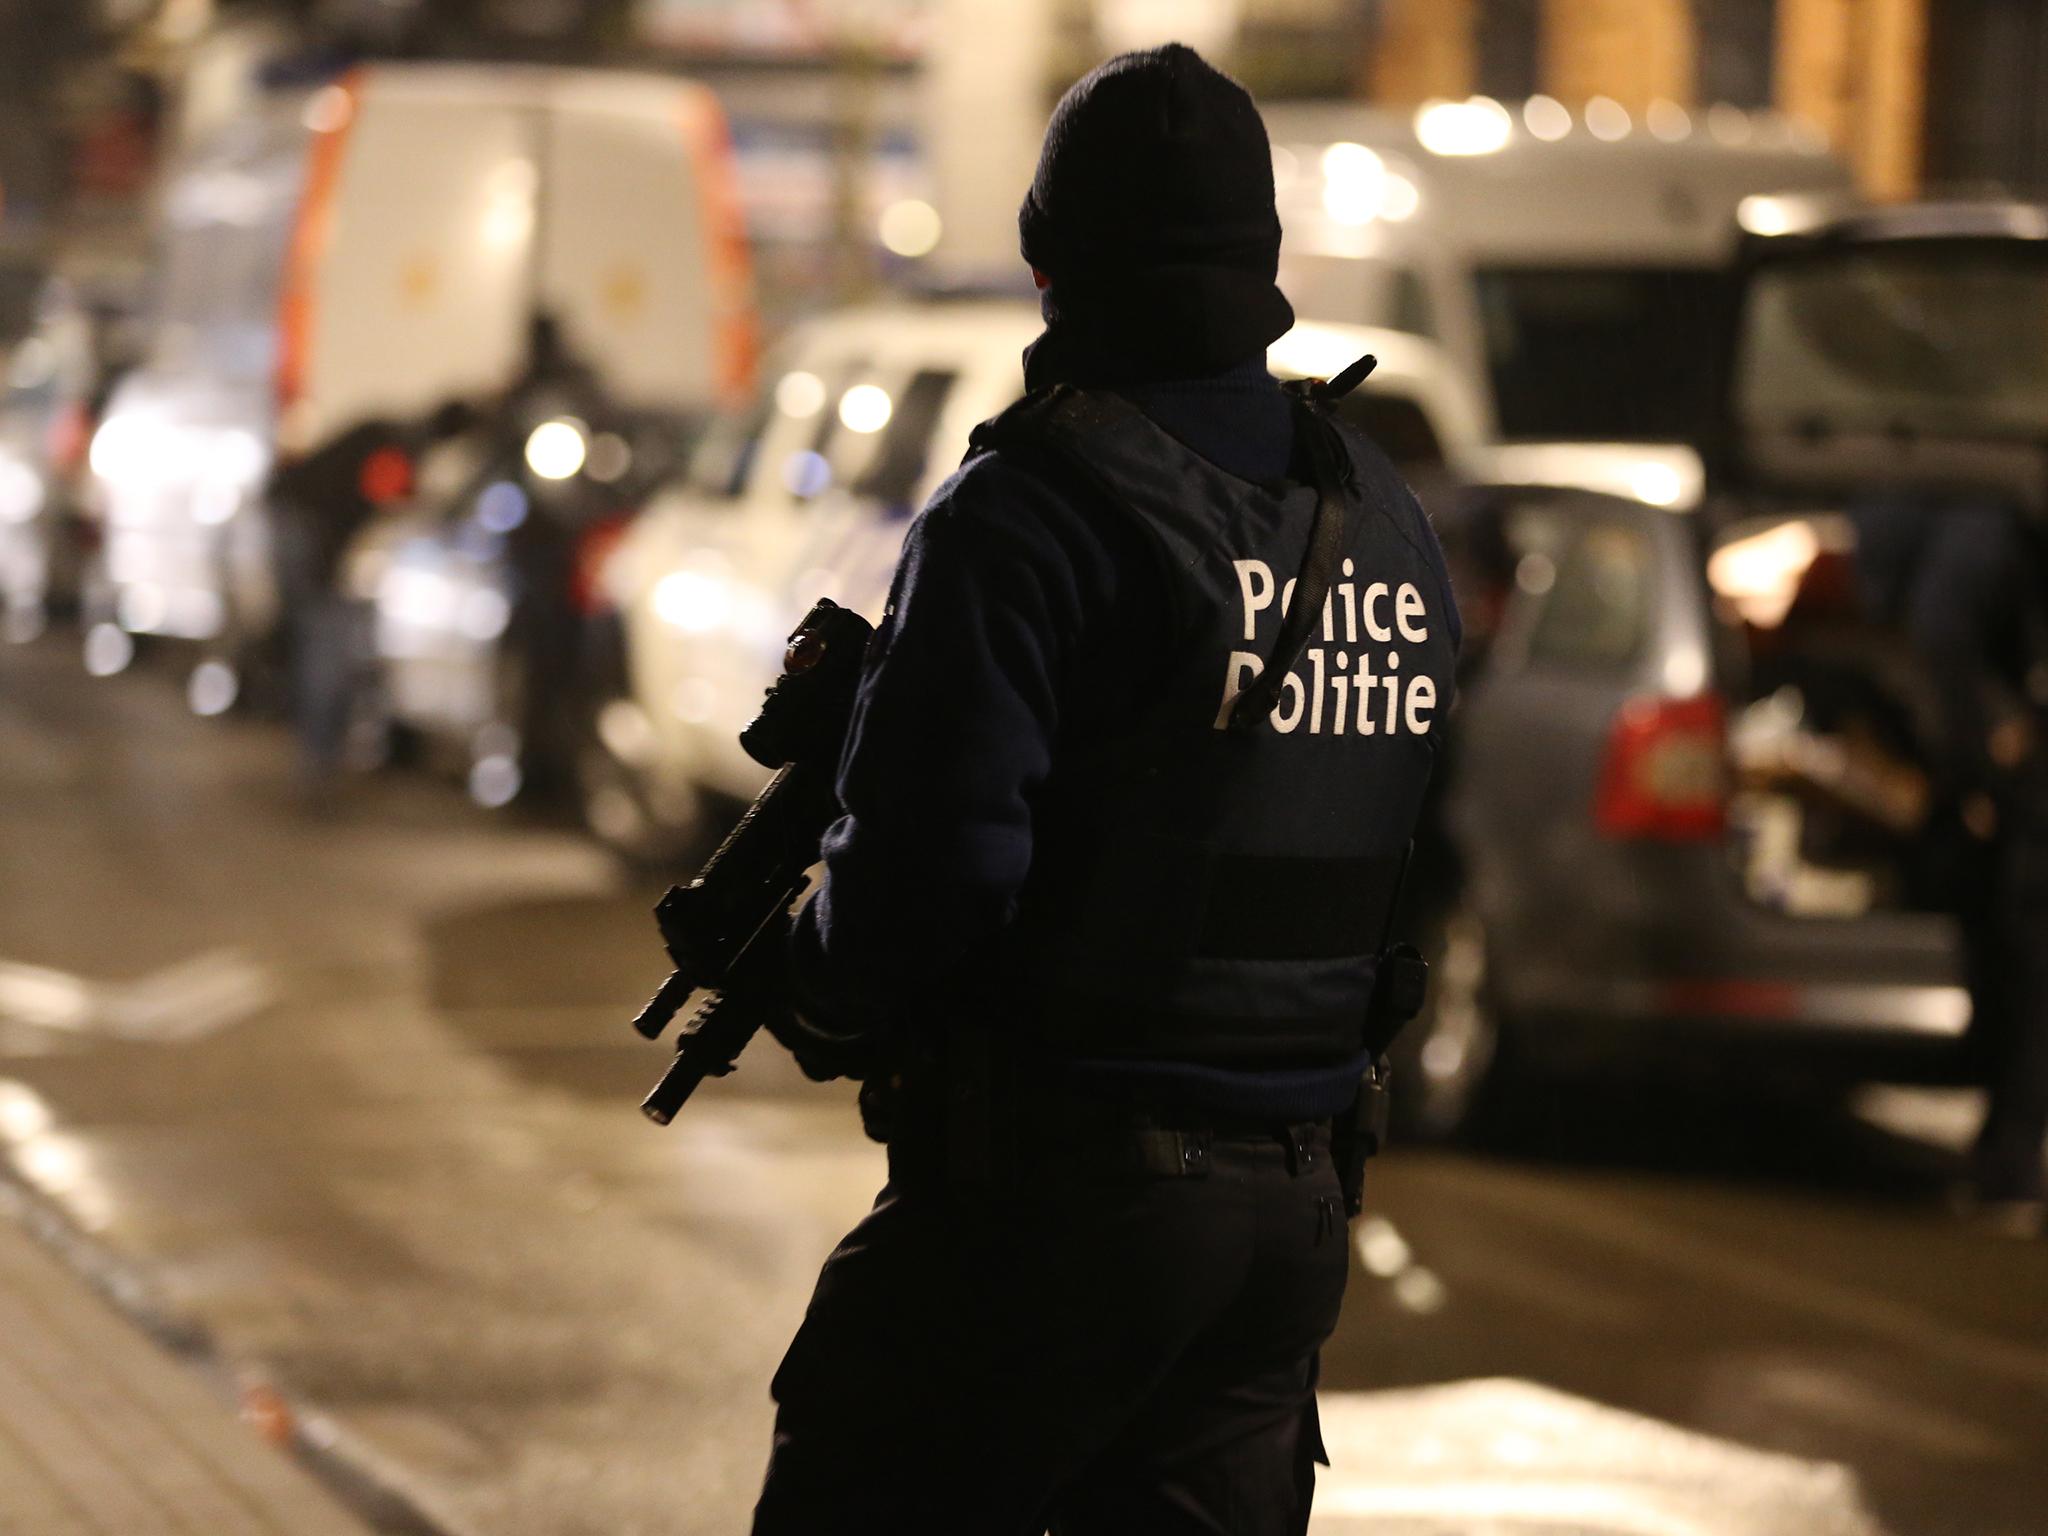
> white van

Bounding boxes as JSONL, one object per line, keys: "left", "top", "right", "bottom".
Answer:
{"left": 583, "top": 299, "right": 1482, "bottom": 854}
{"left": 1266, "top": 98, "right": 1853, "bottom": 508}
{"left": 83, "top": 63, "right": 755, "bottom": 685}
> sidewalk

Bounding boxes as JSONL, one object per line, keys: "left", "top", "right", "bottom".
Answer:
{"left": 0, "top": 1210, "right": 376, "bottom": 1536}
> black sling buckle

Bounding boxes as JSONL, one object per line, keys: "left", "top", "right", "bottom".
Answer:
{"left": 1227, "top": 352, "right": 1377, "bottom": 733}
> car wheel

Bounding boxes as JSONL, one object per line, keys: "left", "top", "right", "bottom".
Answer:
{"left": 1389, "top": 899, "right": 1503, "bottom": 1142}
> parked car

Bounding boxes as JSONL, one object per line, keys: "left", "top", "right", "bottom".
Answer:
{"left": 0, "top": 247, "right": 49, "bottom": 635}
{"left": 80, "top": 63, "right": 755, "bottom": 699}
{"left": 340, "top": 392, "right": 694, "bottom": 806}
{"left": 1265, "top": 96, "right": 1852, "bottom": 508}
{"left": 1400, "top": 198, "right": 2047, "bottom": 1136}
{"left": 583, "top": 300, "right": 1484, "bottom": 856}
{"left": 0, "top": 271, "right": 142, "bottom": 644}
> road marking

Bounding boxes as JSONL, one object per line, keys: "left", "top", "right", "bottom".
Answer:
{"left": 0, "top": 951, "right": 273, "bottom": 1045}
{"left": 1422, "top": 1161, "right": 2048, "bottom": 1394}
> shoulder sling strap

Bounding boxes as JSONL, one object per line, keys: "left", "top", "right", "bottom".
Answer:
{"left": 1226, "top": 352, "right": 1379, "bottom": 733}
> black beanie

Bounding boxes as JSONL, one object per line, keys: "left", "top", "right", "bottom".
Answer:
{"left": 1019, "top": 44, "right": 1293, "bottom": 380}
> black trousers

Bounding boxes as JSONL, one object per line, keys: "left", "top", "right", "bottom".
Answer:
{"left": 753, "top": 1123, "right": 1350, "bottom": 1535}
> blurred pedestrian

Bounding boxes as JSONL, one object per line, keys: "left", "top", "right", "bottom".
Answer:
{"left": 478, "top": 312, "right": 616, "bottom": 791}
{"left": 1857, "top": 492, "right": 2048, "bottom": 1231}
{"left": 750, "top": 45, "right": 1459, "bottom": 1532}
{"left": 268, "top": 400, "right": 472, "bottom": 795}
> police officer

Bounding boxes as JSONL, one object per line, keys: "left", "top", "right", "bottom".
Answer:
{"left": 754, "top": 46, "right": 1460, "bottom": 1532}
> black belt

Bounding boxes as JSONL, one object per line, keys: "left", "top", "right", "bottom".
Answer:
{"left": 888, "top": 1103, "right": 1331, "bottom": 1186}
{"left": 1024, "top": 1114, "right": 1330, "bottom": 1180}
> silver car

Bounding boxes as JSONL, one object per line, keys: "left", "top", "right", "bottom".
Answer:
{"left": 1405, "top": 200, "right": 2046, "bottom": 1136}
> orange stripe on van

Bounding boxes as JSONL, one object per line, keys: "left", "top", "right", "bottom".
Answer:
{"left": 677, "top": 87, "right": 759, "bottom": 407}
{"left": 275, "top": 70, "right": 362, "bottom": 433}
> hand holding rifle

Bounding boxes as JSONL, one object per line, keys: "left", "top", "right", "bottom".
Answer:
{"left": 629, "top": 599, "right": 874, "bottom": 1124}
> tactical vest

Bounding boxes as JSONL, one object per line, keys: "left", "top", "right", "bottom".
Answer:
{"left": 971, "top": 383, "right": 1458, "bottom": 1067}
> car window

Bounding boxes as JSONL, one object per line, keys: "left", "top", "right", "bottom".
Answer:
{"left": 1278, "top": 255, "right": 1437, "bottom": 342}
{"left": 1278, "top": 253, "right": 1371, "bottom": 327}
{"left": 1524, "top": 520, "right": 1653, "bottom": 668}
{"left": 850, "top": 368, "right": 957, "bottom": 510}
{"left": 762, "top": 358, "right": 857, "bottom": 503}
{"left": 1388, "top": 266, "right": 1436, "bottom": 340}
{"left": 1476, "top": 266, "right": 1727, "bottom": 441}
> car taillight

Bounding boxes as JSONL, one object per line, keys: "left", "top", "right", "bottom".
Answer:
{"left": 46, "top": 402, "right": 92, "bottom": 474}
{"left": 1594, "top": 693, "right": 1727, "bottom": 841}
{"left": 358, "top": 446, "right": 414, "bottom": 504}
{"left": 572, "top": 513, "right": 632, "bottom": 616}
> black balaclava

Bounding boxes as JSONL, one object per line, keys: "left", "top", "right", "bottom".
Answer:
{"left": 1019, "top": 43, "right": 1294, "bottom": 388}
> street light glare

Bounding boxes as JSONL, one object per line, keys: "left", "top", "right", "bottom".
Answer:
{"left": 1647, "top": 99, "right": 1692, "bottom": 141}
{"left": 776, "top": 370, "right": 827, "bottom": 419}
{"left": 1522, "top": 95, "right": 1572, "bottom": 141}
{"left": 525, "top": 419, "right": 588, "bottom": 481}
{"left": 838, "top": 384, "right": 893, "bottom": 435}
{"left": 1414, "top": 97, "right": 1514, "bottom": 157}
{"left": 1320, "top": 141, "right": 1388, "bottom": 225}
{"left": 1584, "top": 96, "right": 1632, "bottom": 141}
{"left": 877, "top": 199, "right": 942, "bottom": 258}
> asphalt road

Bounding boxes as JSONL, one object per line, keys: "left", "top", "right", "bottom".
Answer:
{"left": 1, "top": 633, "right": 2043, "bottom": 1536}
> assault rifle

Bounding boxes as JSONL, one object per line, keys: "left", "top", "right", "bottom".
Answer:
{"left": 630, "top": 599, "right": 874, "bottom": 1125}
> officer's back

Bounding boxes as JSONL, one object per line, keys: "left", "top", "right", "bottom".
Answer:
{"left": 752, "top": 44, "right": 1461, "bottom": 1535}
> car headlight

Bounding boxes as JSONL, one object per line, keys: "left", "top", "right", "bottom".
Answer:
{"left": 341, "top": 540, "right": 390, "bottom": 603}
{"left": 651, "top": 568, "right": 732, "bottom": 634}
{"left": 89, "top": 415, "right": 158, "bottom": 484}
{"left": 0, "top": 456, "right": 43, "bottom": 524}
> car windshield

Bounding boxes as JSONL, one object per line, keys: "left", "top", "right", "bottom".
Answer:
{"left": 1476, "top": 266, "right": 1726, "bottom": 442}
{"left": 1735, "top": 241, "right": 2048, "bottom": 439}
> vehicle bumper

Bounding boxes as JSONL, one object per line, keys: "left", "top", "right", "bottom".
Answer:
{"left": 1504, "top": 968, "right": 1973, "bottom": 1082}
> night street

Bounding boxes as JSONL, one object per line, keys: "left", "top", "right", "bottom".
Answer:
{"left": 3, "top": 634, "right": 2041, "bottom": 1536}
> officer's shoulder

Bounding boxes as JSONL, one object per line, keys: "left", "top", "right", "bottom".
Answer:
{"left": 975, "top": 381, "right": 1138, "bottom": 442}
{"left": 946, "top": 386, "right": 1103, "bottom": 487}
{"left": 922, "top": 414, "right": 1098, "bottom": 547}
{"left": 1322, "top": 410, "right": 1459, "bottom": 601}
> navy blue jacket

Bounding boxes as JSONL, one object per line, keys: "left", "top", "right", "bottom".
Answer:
{"left": 789, "top": 359, "right": 1461, "bottom": 1117}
